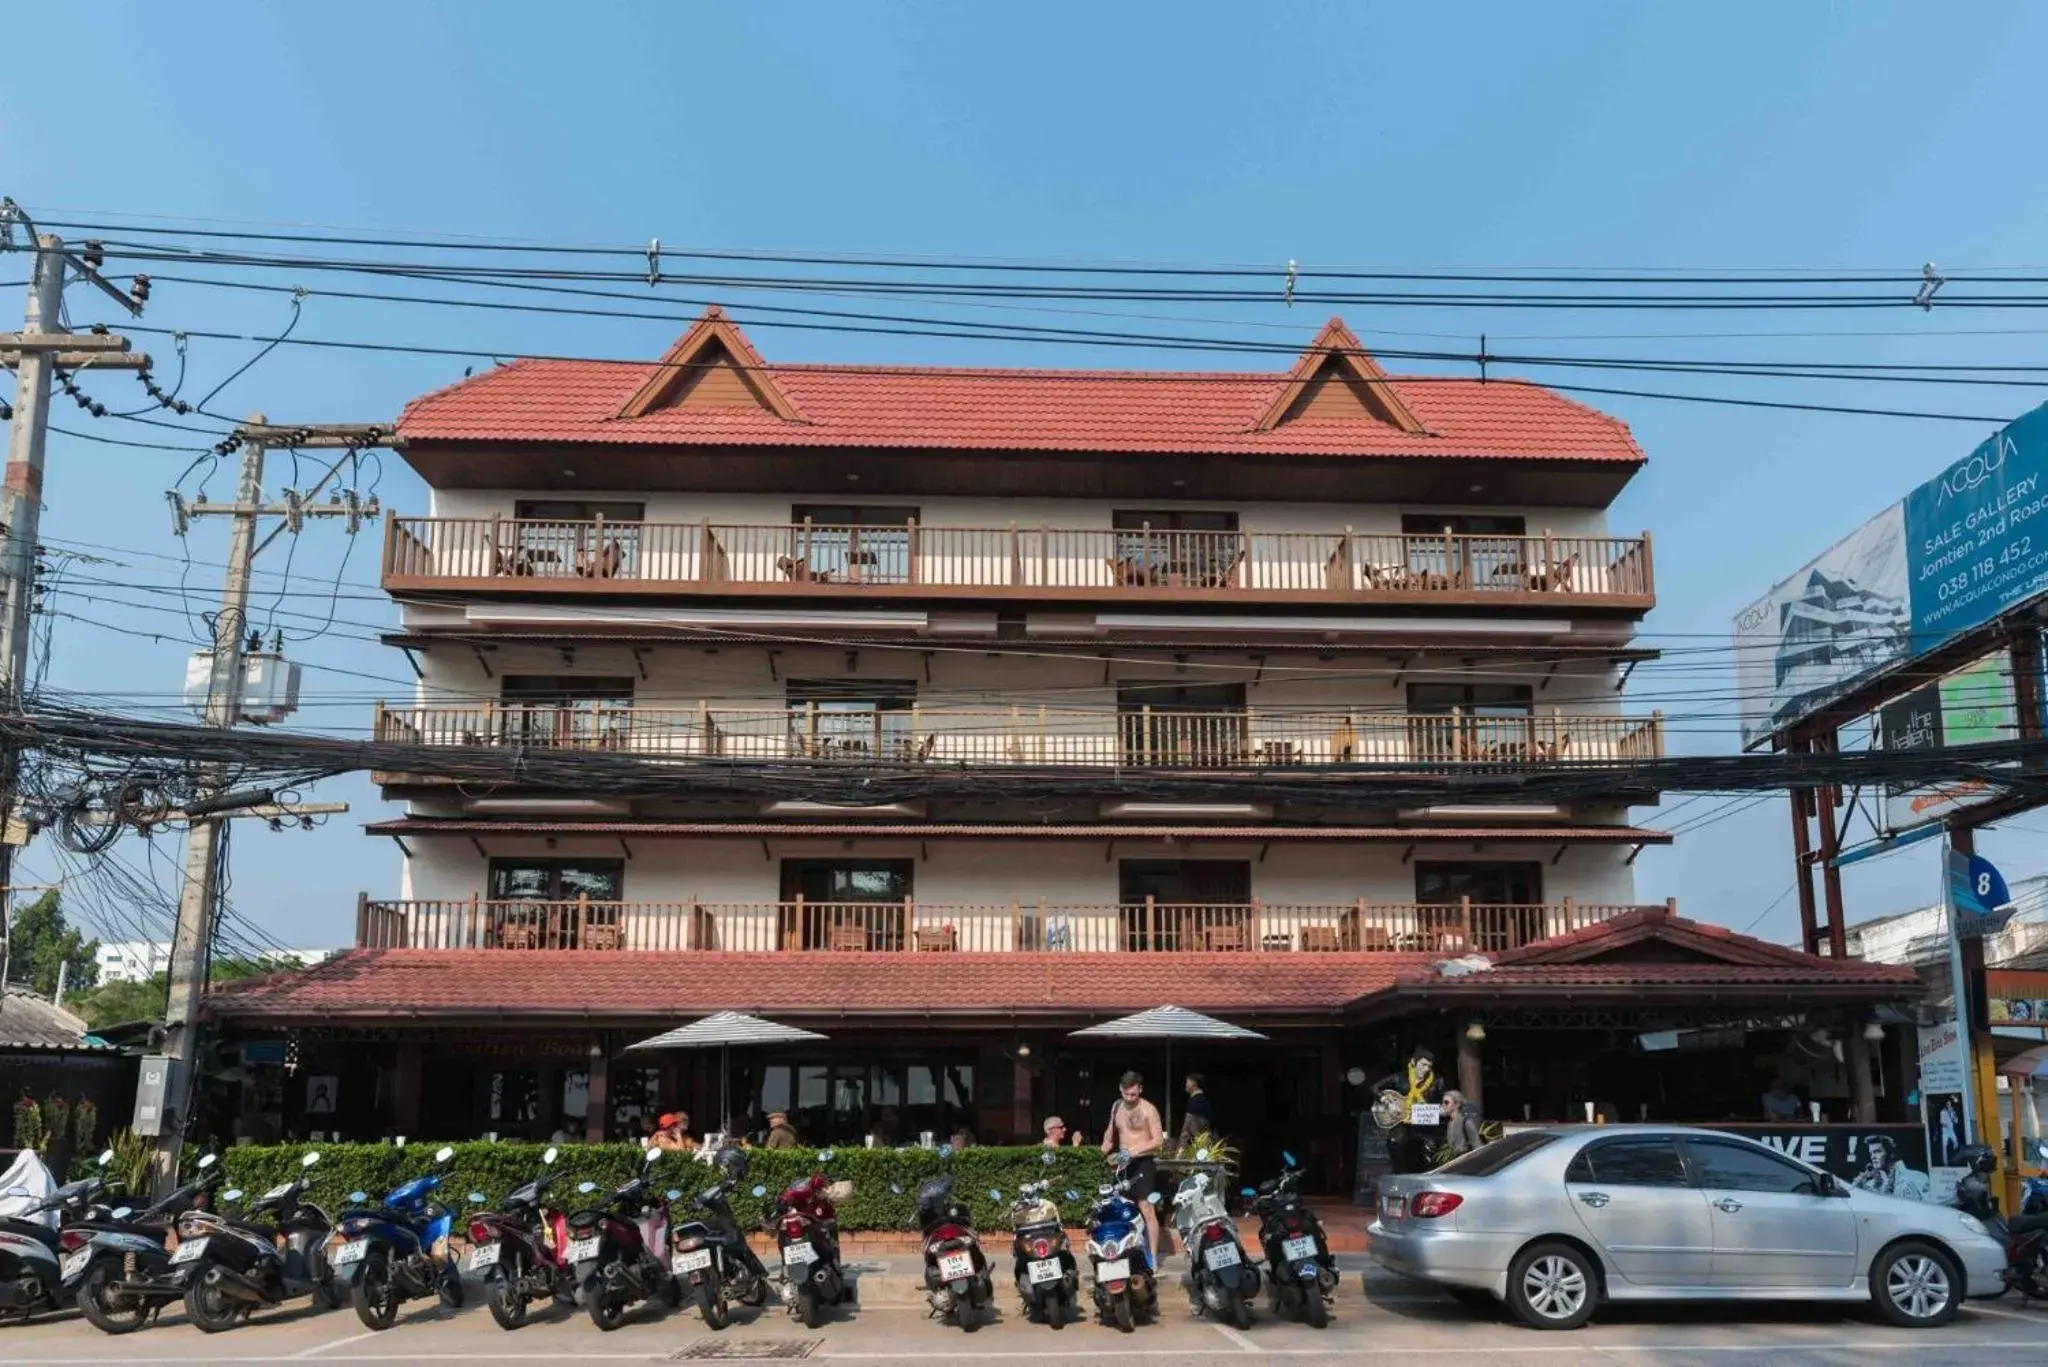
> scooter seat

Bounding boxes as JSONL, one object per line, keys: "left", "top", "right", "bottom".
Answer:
{"left": 2009, "top": 1211, "right": 2048, "bottom": 1237}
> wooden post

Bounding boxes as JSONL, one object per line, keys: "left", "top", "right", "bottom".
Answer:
{"left": 806, "top": 700, "right": 818, "bottom": 756}
{"left": 1142, "top": 704, "right": 1154, "bottom": 764}
{"left": 1037, "top": 704, "right": 1048, "bottom": 763}
{"left": 355, "top": 890, "right": 370, "bottom": 947}
{"left": 584, "top": 1038, "right": 609, "bottom": 1143}
{"left": 1846, "top": 1019, "right": 1877, "bottom": 1123}
{"left": 489, "top": 511, "right": 502, "bottom": 576}
{"left": 1011, "top": 898, "right": 1021, "bottom": 952}
{"left": 1145, "top": 894, "right": 1157, "bottom": 952}
{"left": 1443, "top": 524, "right": 1456, "bottom": 588}
{"left": 1459, "top": 894, "right": 1472, "bottom": 951}
{"left": 903, "top": 897, "right": 914, "bottom": 953}
{"left": 1560, "top": 896, "right": 1574, "bottom": 940}
{"left": 577, "top": 891, "right": 589, "bottom": 951}
{"left": 1457, "top": 1022, "right": 1484, "bottom": 1112}
{"left": 698, "top": 699, "right": 712, "bottom": 757}
{"left": 590, "top": 511, "right": 603, "bottom": 577}
{"left": 790, "top": 893, "right": 803, "bottom": 953}
{"left": 800, "top": 516, "right": 813, "bottom": 579}
{"left": 907, "top": 516, "right": 921, "bottom": 585}
{"left": 1251, "top": 897, "right": 1263, "bottom": 951}
{"left": 467, "top": 892, "right": 481, "bottom": 950}
{"left": 697, "top": 518, "right": 712, "bottom": 581}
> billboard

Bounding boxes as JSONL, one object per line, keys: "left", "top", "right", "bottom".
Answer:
{"left": 1875, "top": 653, "right": 2017, "bottom": 831}
{"left": 1735, "top": 400, "right": 2048, "bottom": 748}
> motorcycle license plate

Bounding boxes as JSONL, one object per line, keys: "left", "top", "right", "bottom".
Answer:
{"left": 330, "top": 1239, "right": 369, "bottom": 1268}
{"left": 60, "top": 1249, "right": 92, "bottom": 1282}
{"left": 937, "top": 1250, "right": 975, "bottom": 1282}
{"left": 1203, "top": 1242, "right": 1242, "bottom": 1270}
{"left": 566, "top": 1237, "right": 602, "bottom": 1264}
{"left": 1281, "top": 1235, "right": 1319, "bottom": 1262}
{"left": 1095, "top": 1257, "right": 1130, "bottom": 1283}
{"left": 1026, "top": 1257, "right": 1063, "bottom": 1286}
{"left": 782, "top": 1241, "right": 818, "bottom": 1267}
{"left": 170, "top": 1237, "right": 210, "bottom": 1266}
{"left": 673, "top": 1248, "right": 714, "bottom": 1275}
{"left": 468, "top": 1243, "right": 501, "bottom": 1272}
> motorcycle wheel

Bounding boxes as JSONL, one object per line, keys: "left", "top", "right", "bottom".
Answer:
{"left": 797, "top": 1285, "right": 822, "bottom": 1329}
{"left": 350, "top": 1257, "right": 400, "bottom": 1332}
{"left": 696, "top": 1278, "right": 729, "bottom": 1330}
{"left": 661, "top": 1274, "right": 683, "bottom": 1310}
{"left": 958, "top": 1283, "right": 981, "bottom": 1333}
{"left": 1045, "top": 1289, "right": 1066, "bottom": 1330}
{"left": 487, "top": 1264, "right": 528, "bottom": 1331}
{"left": 1111, "top": 1288, "right": 1134, "bottom": 1334}
{"left": 183, "top": 1271, "right": 243, "bottom": 1335}
{"left": 78, "top": 1260, "right": 149, "bottom": 1334}
{"left": 587, "top": 1290, "right": 626, "bottom": 1332}
{"left": 314, "top": 1273, "right": 343, "bottom": 1311}
{"left": 1303, "top": 1284, "right": 1328, "bottom": 1329}
{"left": 438, "top": 1262, "right": 465, "bottom": 1311}
{"left": 1228, "top": 1285, "right": 1252, "bottom": 1331}
{"left": 741, "top": 1276, "right": 768, "bottom": 1308}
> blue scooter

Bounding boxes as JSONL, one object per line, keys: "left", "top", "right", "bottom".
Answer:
{"left": 1082, "top": 1155, "right": 1160, "bottom": 1333}
{"left": 333, "top": 1145, "right": 464, "bottom": 1330}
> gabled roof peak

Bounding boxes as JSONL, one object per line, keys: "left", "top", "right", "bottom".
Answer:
{"left": 614, "top": 306, "right": 807, "bottom": 423}
{"left": 1248, "top": 317, "right": 1428, "bottom": 435}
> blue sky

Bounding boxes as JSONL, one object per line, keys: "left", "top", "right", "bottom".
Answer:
{"left": 5, "top": 1, "right": 2048, "bottom": 951}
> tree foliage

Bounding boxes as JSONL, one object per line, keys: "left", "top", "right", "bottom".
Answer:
{"left": 6, "top": 890, "right": 98, "bottom": 999}
{"left": 74, "top": 954, "right": 303, "bottom": 1028}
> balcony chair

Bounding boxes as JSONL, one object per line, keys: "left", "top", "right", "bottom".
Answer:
{"left": 827, "top": 923, "right": 871, "bottom": 952}
{"left": 912, "top": 925, "right": 958, "bottom": 952}
{"left": 574, "top": 539, "right": 625, "bottom": 579}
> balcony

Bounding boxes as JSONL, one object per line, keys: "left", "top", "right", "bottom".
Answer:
{"left": 372, "top": 703, "right": 1664, "bottom": 770}
{"left": 383, "top": 517, "right": 1653, "bottom": 609}
{"left": 356, "top": 896, "right": 1657, "bottom": 955}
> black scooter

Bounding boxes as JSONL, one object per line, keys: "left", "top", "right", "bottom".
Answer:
{"left": 1245, "top": 1150, "right": 1337, "bottom": 1327}
{"left": 669, "top": 1148, "right": 770, "bottom": 1330}
{"left": 0, "top": 1149, "right": 117, "bottom": 1322}
{"left": 74, "top": 1152, "right": 225, "bottom": 1334}
{"left": 171, "top": 1151, "right": 339, "bottom": 1332}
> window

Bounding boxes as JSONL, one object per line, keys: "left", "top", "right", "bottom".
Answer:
{"left": 1414, "top": 862, "right": 1542, "bottom": 906}
{"left": 1681, "top": 1137, "right": 1822, "bottom": 1194}
{"left": 499, "top": 676, "right": 636, "bottom": 747}
{"left": 1407, "top": 683, "right": 1534, "bottom": 716}
{"left": 1119, "top": 860, "right": 1252, "bottom": 952}
{"left": 780, "top": 859, "right": 915, "bottom": 950}
{"left": 789, "top": 505, "right": 919, "bottom": 584}
{"left": 1565, "top": 1137, "right": 1690, "bottom": 1187}
{"left": 516, "top": 500, "right": 646, "bottom": 523}
{"left": 1398, "top": 514, "right": 1527, "bottom": 589}
{"left": 489, "top": 858, "right": 624, "bottom": 904}
{"left": 1432, "top": 1129, "right": 1556, "bottom": 1176}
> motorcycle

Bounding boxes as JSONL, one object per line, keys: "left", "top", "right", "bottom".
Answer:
{"left": 1084, "top": 1155, "right": 1161, "bottom": 1333}
{"left": 0, "top": 1148, "right": 120, "bottom": 1323}
{"left": 1953, "top": 1143, "right": 2048, "bottom": 1300}
{"left": 764, "top": 1150, "right": 852, "bottom": 1329}
{"left": 1006, "top": 1166, "right": 1078, "bottom": 1329}
{"left": 915, "top": 1166, "right": 995, "bottom": 1332}
{"left": 333, "top": 1145, "right": 464, "bottom": 1330}
{"left": 1245, "top": 1149, "right": 1337, "bottom": 1328}
{"left": 1171, "top": 1153, "right": 1259, "bottom": 1330}
{"left": 464, "top": 1144, "right": 575, "bottom": 1330}
{"left": 565, "top": 1145, "right": 680, "bottom": 1330}
{"left": 75, "top": 1151, "right": 226, "bottom": 1334}
{"left": 668, "top": 1144, "right": 770, "bottom": 1330}
{"left": 173, "top": 1150, "right": 339, "bottom": 1333}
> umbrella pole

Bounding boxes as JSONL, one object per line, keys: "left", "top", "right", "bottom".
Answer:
{"left": 721, "top": 1045, "right": 730, "bottom": 1135}
{"left": 1165, "top": 1039, "right": 1173, "bottom": 1140}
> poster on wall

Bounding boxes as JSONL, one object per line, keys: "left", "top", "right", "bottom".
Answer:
{"left": 1735, "top": 399, "right": 2048, "bottom": 748}
{"left": 1705, "top": 1124, "right": 1934, "bottom": 1202}
{"left": 1877, "top": 654, "right": 2018, "bottom": 832}
{"left": 1987, "top": 969, "right": 2048, "bottom": 1026}
{"left": 304, "top": 1076, "right": 338, "bottom": 1115}
{"left": 1914, "top": 1020, "right": 1968, "bottom": 1203}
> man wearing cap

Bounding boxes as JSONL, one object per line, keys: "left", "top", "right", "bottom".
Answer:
{"left": 765, "top": 1109, "right": 801, "bottom": 1149}
{"left": 651, "top": 1110, "right": 696, "bottom": 1153}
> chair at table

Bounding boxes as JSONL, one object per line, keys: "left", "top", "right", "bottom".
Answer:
{"left": 828, "top": 922, "right": 871, "bottom": 952}
{"left": 913, "top": 925, "right": 958, "bottom": 953}
{"left": 1299, "top": 925, "right": 1342, "bottom": 953}
{"left": 1201, "top": 923, "right": 1247, "bottom": 952}
{"left": 581, "top": 904, "right": 624, "bottom": 951}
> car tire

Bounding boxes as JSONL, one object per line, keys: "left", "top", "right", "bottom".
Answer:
{"left": 1505, "top": 1241, "right": 1597, "bottom": 1331}
{"left": 1871, "top": 1241, "right": 1962, "bottom": 1328}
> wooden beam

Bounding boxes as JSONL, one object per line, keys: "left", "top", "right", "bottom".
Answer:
{"left": 0, "top": 331, "right": 133, "bottom": 352}
{"left": 4, "top": 351, "right": 152, "bottom": 370}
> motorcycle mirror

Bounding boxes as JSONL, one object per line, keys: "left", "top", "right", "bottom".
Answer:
{"left": 817, "top": 1150, "right": 835, "bottom": 1164}
{"left": 348, "top": 1190, "right": 368, "bottom": 1204}
{"left": 1041, "top": 1150, "right": 1056, "bottom": 1166}
{"left": 750, "top": 1185, "right": 767, "bottom": 1199}
{"left": 468, "top": 1192, "right": 487, "bottom": 1204}
{"left": 889, "top": 1183, "right": 903, "bottom": 1195}
{"left": 197, "top": 1154, "right": 218, "bottom": 1171}
{"left": 666, "top": 1189, "right": 681, "bottom": 1201}
{"left": 578, "top": 1181, "right": 598, "bottom": 1194}
{"left": 937, "top": 1144, "right": 953, "bottom": 1159}
{"left": 543, "top": 1146, "right": 559, "bottom": 1165}
{"left": 96, "top": 1149, "right": 114, "bottom": 1167}
{"left": 434, "top": 1146, "right": 455, "bottom": 1163}
{"left": 1064, "top": 1190, "right": 1079, "bottom": 1201}
{"left": 1195, "top": 1147, "right": 1210, "bottom": 1162}
{"left": 989, "top": 1189, "right": 1003, "bottom": 1201}
{"left": 1282, "top": 1150, "right": 1297, "bottom": 1169}
{"left": 1146, "top": 1192, "right": 1163, "bottom": 1206}
{"left": 1240, "top": 1187, "right": 1256, "bottom": 1198}
{"left": 301, "top": 1152, "right": 321, "bottom": 1168}
{"left": 112, "top": 1206, "right": 132, "bottom": 1219}
{"left": 222, "top": 1189, "right": 244, "bottom": 1203}
{"left": 644, "top": 1147, "right": 663, "bottom": 1165}
{"left": 1, "top": 1185, "right": 25, "bottom": 1198}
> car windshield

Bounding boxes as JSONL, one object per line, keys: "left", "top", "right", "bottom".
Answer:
{"left": 1431, "top": 1129, "right": 1559, "bottom": 1176}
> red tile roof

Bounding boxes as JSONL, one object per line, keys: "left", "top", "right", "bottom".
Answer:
{"left": 207, "top": 950, "right": 1423, "bottom": 1023}
{"left": 361, "top": 819, "right": 1674, "bottom": 845}
{"left": 396, "top": 311, "right": 1644, "bottom": 465}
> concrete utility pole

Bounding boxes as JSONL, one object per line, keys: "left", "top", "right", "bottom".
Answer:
{"left": 148, "top": 420, "right": 382, "bottom": 1189}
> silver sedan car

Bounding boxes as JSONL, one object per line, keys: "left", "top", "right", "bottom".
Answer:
{"left": 1369, "top": 1125, "right": 2006, "bottom": 1329}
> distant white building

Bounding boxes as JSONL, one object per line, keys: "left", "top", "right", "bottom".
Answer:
{"left": 91, "top": 941, "right": 335, "bottom": 984}
{"left": 1847, "top": 873, "right": 2048, "bottom": 1009}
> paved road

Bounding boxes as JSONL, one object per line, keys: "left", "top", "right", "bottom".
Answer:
{"left": 3, "top": 1271, "right": 2044, "bottom": 1366}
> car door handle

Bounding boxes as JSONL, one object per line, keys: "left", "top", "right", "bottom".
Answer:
{"left": 1715, "top": 1198, "right": 1743, "bottom": 1213}
{"left": 1576, "top": 1192, "right": 1610, "bottom": 1208}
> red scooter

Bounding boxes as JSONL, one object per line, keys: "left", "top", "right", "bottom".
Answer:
{"left": 762, "top": 1151, "right": 851, "bottom": 1329}
{"left": 465, "top": 1145, "right": 575, "bottom": 1330}
{"left": 564, "top": 1148, "right": 679, "bottom": 1331}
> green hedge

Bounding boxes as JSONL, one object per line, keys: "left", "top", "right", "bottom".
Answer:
{"left": 210, "top": 1142, "right": 1119, "bottom": 1232}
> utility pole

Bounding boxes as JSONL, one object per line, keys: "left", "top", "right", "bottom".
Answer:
{"left": 148, "top": 419, "right": 382, "bottom": 1190}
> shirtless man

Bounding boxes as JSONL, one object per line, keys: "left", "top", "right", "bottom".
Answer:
{"left": 1100, "top": 1069, "right": 1164, "bottom": 1257}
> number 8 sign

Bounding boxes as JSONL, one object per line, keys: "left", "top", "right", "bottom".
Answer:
{"left": 1948, "top": 848, "right": 2012, "bottom": 932}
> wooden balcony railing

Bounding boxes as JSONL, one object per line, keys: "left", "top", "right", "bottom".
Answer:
{"left": 356, "top": 894, "right": 1658, "bottom": 954}
{"left": 372, "top": 702, "right": 1664, "bottom": 768}
{"left": 383, "top": 516, "right": 1653, "bottom": 606}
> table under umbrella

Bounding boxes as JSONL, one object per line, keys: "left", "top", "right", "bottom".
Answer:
{"left": 1070, "top": 1004, "right": 1267, "bottom": 1138}
{"left": 627, "top": 1011, "right": 827, "bottom": 1135}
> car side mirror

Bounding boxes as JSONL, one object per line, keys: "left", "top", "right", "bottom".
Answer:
{"left": 1816, "top": 1172, "right": 1844, "bottom": 1197}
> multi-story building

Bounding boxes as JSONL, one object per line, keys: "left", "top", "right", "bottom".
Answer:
{"left": 210, "top": 311, "right": 1917, "bottom": 1176}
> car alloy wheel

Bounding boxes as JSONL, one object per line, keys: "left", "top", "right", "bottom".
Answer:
{"left": 1884, "top": 1251, "right": 1952, "bottom": 1322}
{"left": 1523, "top": 1256, "right": 1587, "bottom": 1320}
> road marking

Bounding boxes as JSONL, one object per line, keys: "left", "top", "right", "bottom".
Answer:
{"left": 1207, "top": 1321, "right": 1260, "bottom": 1352}
{"left": 290, "top": 1331, "right": 386, "bottom": 1359}
{"left": 1965, "top": 1301, "right": 2048, "bottom": 1321}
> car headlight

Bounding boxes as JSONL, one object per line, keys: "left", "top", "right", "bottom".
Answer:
{"left": 1957, "top": 1213, "right": 1990, "bottom": 1238}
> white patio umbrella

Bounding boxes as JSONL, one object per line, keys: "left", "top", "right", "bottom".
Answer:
{"left": 627, "top": 1011, "right": 827, "bottom": 1134}
{"left": 1070, "top": 1005, "right": 1267, "bottom": 1138}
